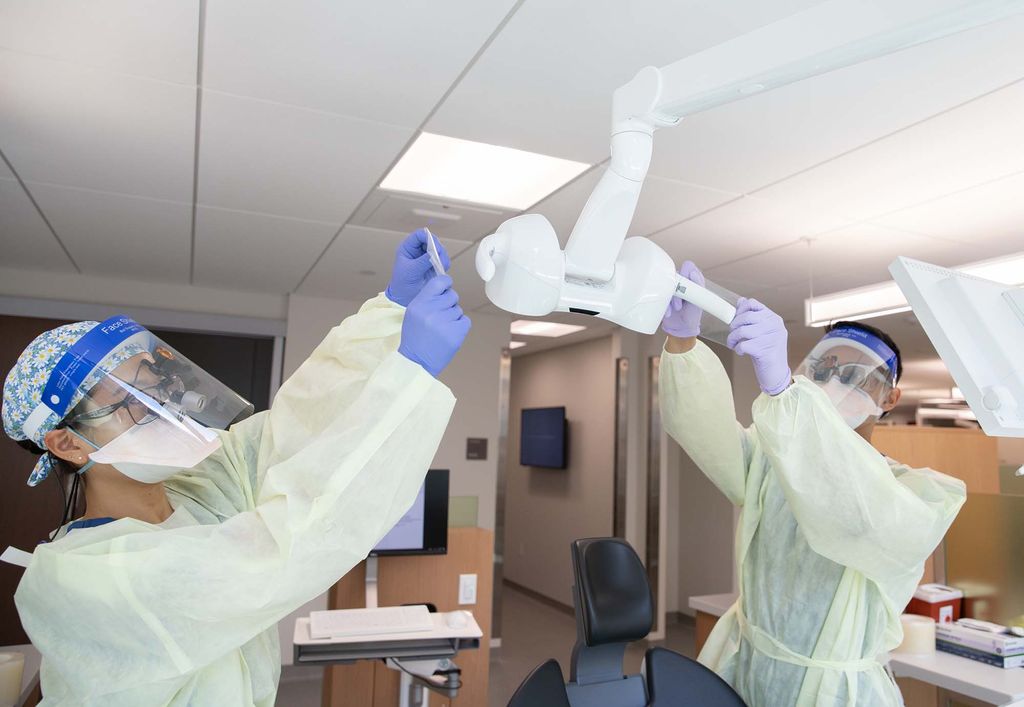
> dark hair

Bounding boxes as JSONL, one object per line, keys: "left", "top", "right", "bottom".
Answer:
{"left": 16, "top": 435, "right": 86, "bottom": 539}
{"left": 825, "top": 320, "right": 903, "bottom": 385}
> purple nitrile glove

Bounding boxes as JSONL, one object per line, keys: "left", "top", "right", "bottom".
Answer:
{"left": 726, "top": 298, "right": 792, "bottom": 396}
{"left": 398, "top": 275, "right": 472, "bottom": 377}
{"left": 385, "top": 228, "right": 452, "bottom": 307}
{"left": 662, "top": 261, "right": 705, "bottom": 338}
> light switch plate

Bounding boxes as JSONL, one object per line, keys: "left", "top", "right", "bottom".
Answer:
{"left": 459, "top": 574, "right": 477, "bottom": 605}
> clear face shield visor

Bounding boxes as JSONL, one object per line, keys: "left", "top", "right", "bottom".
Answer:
{"left": 51, "top": 317, "right": 254, "bottom": 482}
{"left": 793, "top": 326, "right": 899, "bottom": 429}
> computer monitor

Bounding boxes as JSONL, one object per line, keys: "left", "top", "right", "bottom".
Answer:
{"left": 370, "top": 469, "right": 449, "bottom": 556}
{"left": 890, "top": 257, "right": 1024, "bottom": 438}
{"left": 520, "top": 406, "right": 568, "bottom": 469}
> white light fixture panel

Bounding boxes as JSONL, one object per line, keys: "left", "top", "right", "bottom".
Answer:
{"left": 890, "top": 257, "right": 1024, "bottom": 438}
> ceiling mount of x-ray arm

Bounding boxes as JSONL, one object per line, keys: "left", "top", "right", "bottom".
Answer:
{"left": 560, "top": 67, "right": 680, "bottom": 283}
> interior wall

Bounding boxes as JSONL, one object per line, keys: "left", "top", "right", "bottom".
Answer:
{"left": 505, "top": 335, "right": 616, "bottom": 607}
{"left": 0, "top": 265, "right": 288, "bottom": 321}
{"left": 667, "top": 342, "right": 740, "bottom": 616}
{"left": 999, "top": 437, "right": 1024, "bottom": 467}
{"left": 607, "top": 332, "right": 741, "bottom": 617}
{"left": 279, "top": 291, "right": 508, "bottom": 664}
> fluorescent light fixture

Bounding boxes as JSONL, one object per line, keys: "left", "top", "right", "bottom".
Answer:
{"left": 381, "top": 132, "right": 590, "bottom": 210}
{"left": 509, "top": 341, "right": 527, "bottom": 350}
{"left": 959, "top": 252, "right": 1024, "bottom": 284}
{"left": 805, "top": 250, "right": 1024, "bottom": 326}
{"left": 805, "top": 281, "right": 909, "bottom": 327}
{"left": 510, "top": 320, "right": 587, "bottom": 338}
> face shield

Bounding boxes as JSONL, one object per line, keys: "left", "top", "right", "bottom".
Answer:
{"left": 30, "top": 316, "right": 254, "bottom": 483}
{"left": 794, "top": 326, "right": 899, "bottom": 429}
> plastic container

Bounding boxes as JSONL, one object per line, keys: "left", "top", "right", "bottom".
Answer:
{"left": 906, "top": 584, "right": 964, "bottom": 625}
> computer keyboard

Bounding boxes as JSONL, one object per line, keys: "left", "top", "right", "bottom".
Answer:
{"left": 309, "top": 605, "right": 435, "bottom": 639}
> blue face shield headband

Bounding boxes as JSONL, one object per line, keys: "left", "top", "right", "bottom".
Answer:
{"left": 818, "top": 326, "right": 899, "bottom": 387}
{"left": 22, "top": 316, "right": 149, "bottom": 446}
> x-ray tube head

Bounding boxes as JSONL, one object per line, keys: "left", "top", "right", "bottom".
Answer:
{"left": 475, "top": 214, "right": 735, "bottom": 335}
{"left": 476, "top": 214, "right": 564, "bottom": 316}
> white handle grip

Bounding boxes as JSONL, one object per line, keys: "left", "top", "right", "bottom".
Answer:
{"left": 475, "top": 236, "right": 498, "bottom": 282}
{"left": 675, "top": 278, "right": 737, "bottom": 324}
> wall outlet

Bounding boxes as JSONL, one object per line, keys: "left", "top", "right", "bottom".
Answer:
{"left": 458, "top": 574, "right": 477, "bottom": 605}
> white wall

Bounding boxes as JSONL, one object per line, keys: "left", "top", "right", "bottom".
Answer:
{"left": 505, "top": 336, "right": 616, "bottom": 606}
{"left": 0, "top": 265, "right": 288, "bottom": 321}
{"left": 277, "top": 292, "right": 508, "bottom": 663}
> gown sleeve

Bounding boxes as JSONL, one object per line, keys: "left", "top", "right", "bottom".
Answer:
{"left": 751, "top": 376, "right": 966, "bottom": 585}
{"left": 15, "top": 294, "right": 457, "bottom": 698}
{"left": 660, "top": 340, "right": 754, "bottom": 506}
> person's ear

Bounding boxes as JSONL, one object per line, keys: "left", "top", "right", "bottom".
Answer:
{"left": 881, "top": 386, "right": 902, "bottom": 413}
{"left": 43, "top": 428, "right": 91, "bottom": 468}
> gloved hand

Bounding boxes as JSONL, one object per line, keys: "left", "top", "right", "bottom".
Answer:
{"left": 727, "top": 298, "right": 791, "bottom": 396}
{"left": 398, "top": 275, "right": 472, "bottom": 377}
{"left": 662, "top": 260, "right": 704, "bottom": 338}
{"left": 385, "top": 229, "right": 451, "bottom": 307}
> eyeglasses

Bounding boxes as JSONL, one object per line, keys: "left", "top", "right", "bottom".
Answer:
{"left": 65, "top": 360, "right": 186, "bottom": 430}
{"left": 806, "top": 355, "right": 891, "bottom": 390}
{"left": 66, "top": 387, "right": 162, "bottom": 428}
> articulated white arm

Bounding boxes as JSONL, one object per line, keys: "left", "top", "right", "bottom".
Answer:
{"left": 476, "top": 0, "right": 1024, "bottom": 335}
{"left": 563, "top": 0, "right": 1023, "bottom": 282}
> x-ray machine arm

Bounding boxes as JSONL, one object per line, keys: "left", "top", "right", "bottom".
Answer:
{"left": 475, "top": 0, "right": 1024, "bottom": 335}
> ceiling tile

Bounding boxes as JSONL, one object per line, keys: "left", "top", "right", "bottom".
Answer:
{"left": 198, "top": 90, "right": 412, "bottom": 222}
{"left": 531, "top": 165, "right": 741, "bottom": 246}
{"left": 633, "top": 176, "right": 739, "bottom": 236}
{"left": 473, "top": 302, "right": 507, "bottom": 316}
{"left": 28, "top": 182, "right": 191, "bottom": 282}
{"left": 531, "top": 168, "right": 603, "bottom": 246}
{"left": 203, "top": 0, "right": 517, "bottom": 128}
{"left": 443, "top": 239, "right": 475, "bottom": 260}
{"left": 354, "top": 192, "right": 509, "bottom": 243}
{"left": 870, "top": 170, "right": 1024, "bottom": 257}
{"left": 804, "top": 223, "right": 962, "bottom": 288}
{"left": 193, "top": 206, "right": 339, "bottom": 293}
{"left": 298, "top": 225, "right": 473, "bottom": 302}
{"left": 755, "top": 81, "right": 1024, "bottom": 221}
{"left": 428, "top": 0, "right": 823, "bottom": 165}
{"left": 730, "top": 224, "right": 962, "bottom": 317}
{"left": 705, "top": 242, "right": 813, "bottom": 290}
{"left": 0, "top": 50, "right": 196, "bottom": 201}
{"left": 650, "top": 14, "right": 1024, "bottom": 192}
{"left": 447, "top": 250, "right": 489, "bottom": 311}
{"left": 0, "top": 1, "right": 199, "bottom": 84}
{"left": 651, "top": 194, "right": 854, "bottom": 269}
{"left": 0, "top": 179, "right": 76, "bottom": 272}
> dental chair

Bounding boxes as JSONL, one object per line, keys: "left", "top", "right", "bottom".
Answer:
{"left": 506, "top": 538, "right": 746, "bottom": 707}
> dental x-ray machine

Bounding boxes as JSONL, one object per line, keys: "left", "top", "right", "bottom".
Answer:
{"left": 475, "top": 0, "right": 1024, "bottom": 335}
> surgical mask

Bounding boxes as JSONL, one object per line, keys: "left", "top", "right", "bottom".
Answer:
{"left": 86, "top": 414, "right": 222, "bottom": 484}
{"left": 819, "top": 379, "right": 883, "bottom": 429}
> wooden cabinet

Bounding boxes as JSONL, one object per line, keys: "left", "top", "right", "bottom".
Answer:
{"left": 321, "top": 527, "right": 493, "bottom": 707}
{"left": 871, "top": 425, "right": 1000, "bottom": 494}
{"left": 694, "top": 611, "right": 718, "bottom": 656}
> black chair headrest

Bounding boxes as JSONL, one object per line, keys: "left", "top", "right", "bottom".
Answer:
{"left": 506, "top": 660, "right": 571, "bottom": 707}
{"left": 572, "top": 538, "right": 653, "bottom": 646}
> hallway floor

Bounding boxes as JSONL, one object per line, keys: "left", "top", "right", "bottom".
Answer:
{"left": 488, "top": 584, "right": 697, "bottom": 707}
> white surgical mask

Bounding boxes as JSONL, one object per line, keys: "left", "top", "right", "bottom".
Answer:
{"left": 88, "top": 415, "right": 221, "bottom": 484}
{"left": 819, "top": 378, "right": 884, "bottom": 430}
